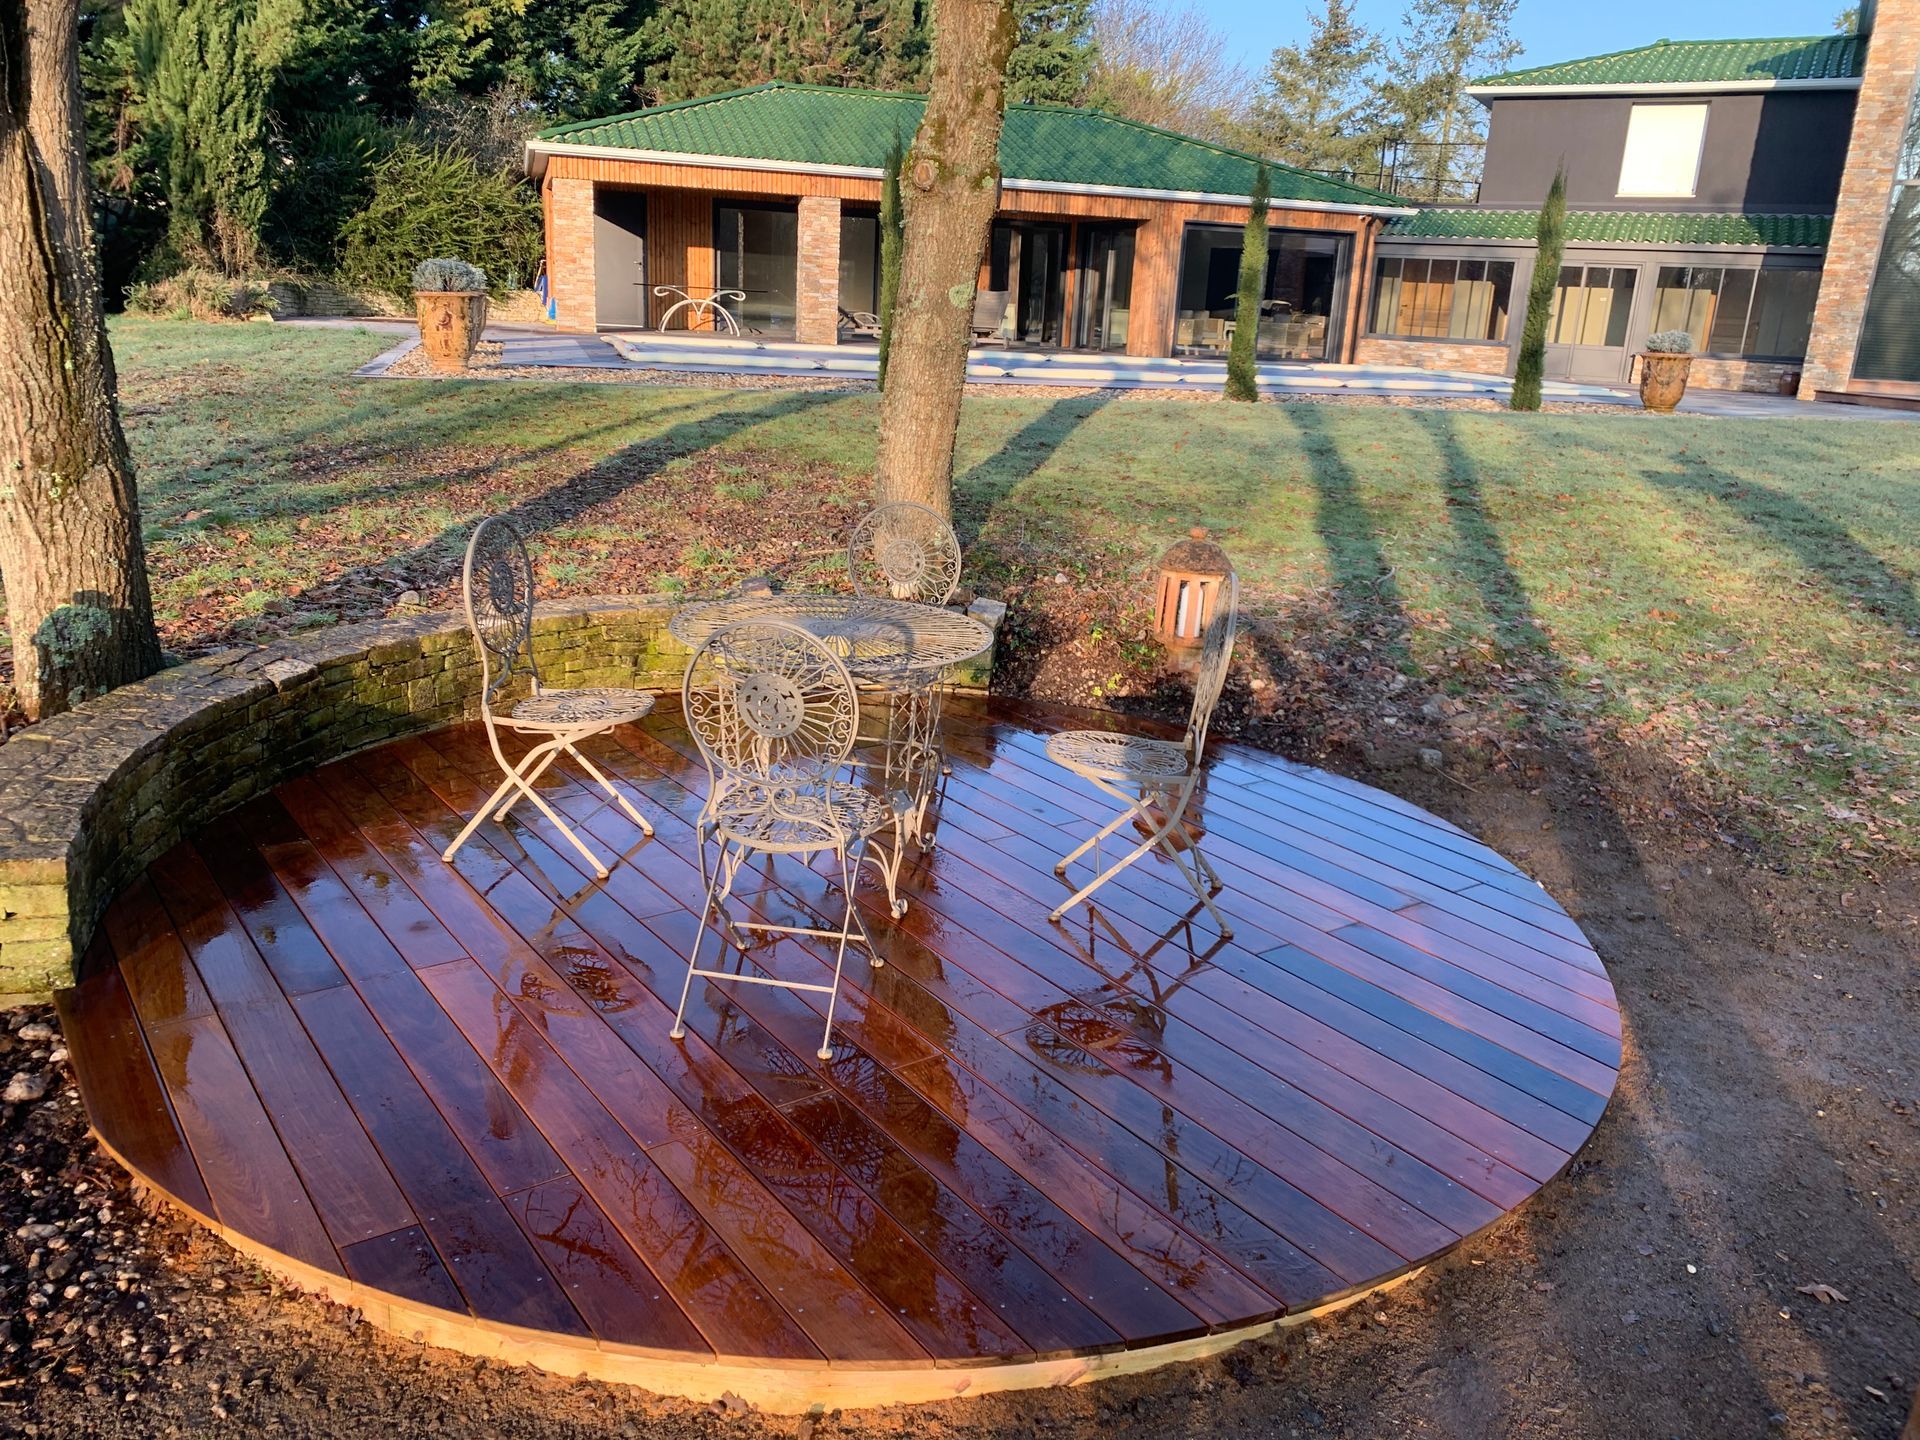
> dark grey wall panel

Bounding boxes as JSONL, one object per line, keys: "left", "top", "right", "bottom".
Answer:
{"left": 1478, "top": 92, "right": 1854, "bottom": 210}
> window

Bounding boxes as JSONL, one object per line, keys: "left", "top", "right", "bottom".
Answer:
{"left": 1855, "top": 70, "right": 1920, "bottom": 382}
{"left": 1618, "top": 104, "right": 1709, "bottom": 197}
{"left": 1652, "top": 265, "right": 1820, "bottom": 357}
{"left": 838, "top": 212, "right": 880, "bottom": 319}
{"left": 1176, "top": 224, "right": 1348, "bottom": 359}
{"left": 1370, "top": 257, "right": 1515, "bottom": 341}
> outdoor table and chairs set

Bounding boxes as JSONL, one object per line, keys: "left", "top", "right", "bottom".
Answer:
{"left": 443, "top": 500, "right": 1240, "bottom": 1060}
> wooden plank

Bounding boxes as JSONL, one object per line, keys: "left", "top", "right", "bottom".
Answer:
{"left": 340, "top": 1227, "right": 466, "bottom": 1314}
{"left": 504, "top": 1178, "right": 712, "bottom": 1352}
{"left": 102, "top": 876, "right": 213, "bottom": 1030}
{"left": 143, "top": 1014, "right": 340, "bottom": 1274}
{"left": 190, "top": 821, "right": 347, "bottom": 995}
{"left": 293, "top": 983, "right": 589, "bottom": 1335}
{"left": 54, "top": 961, "right": 214, "bottom": 1216}
{"left": 420, "top": 956, "right": 832, "bottom": 1361}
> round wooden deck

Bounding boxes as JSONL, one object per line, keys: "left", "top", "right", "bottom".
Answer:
{"left": 57, "top": 696, "right": 1621, "bottom": 1409}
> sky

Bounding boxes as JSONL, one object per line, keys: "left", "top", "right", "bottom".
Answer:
{"left": 1190, "top": 0, "right": 1851, "bottom": 78}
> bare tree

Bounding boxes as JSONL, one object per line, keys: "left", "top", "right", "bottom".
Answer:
{"left": 872, "top": 0, "right": 1018, "bottom": 518}
{"left": 1, "top": 0, "right": 163, "bottom": 719}
{"left": 1084, "top": 0, "right": 1251, "bottom": 140}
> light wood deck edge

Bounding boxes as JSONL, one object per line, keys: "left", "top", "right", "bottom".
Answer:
{"left": 93, "top": 1129, "right": 1421, "bottom": 1410}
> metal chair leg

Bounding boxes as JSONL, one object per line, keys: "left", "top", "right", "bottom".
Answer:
{"left": 567, "top": 741, "right": 654, "bottom": 836}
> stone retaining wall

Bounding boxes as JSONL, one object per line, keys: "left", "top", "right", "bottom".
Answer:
{"left": 0, "top": 595, "right": 1004, "bottom": 1000}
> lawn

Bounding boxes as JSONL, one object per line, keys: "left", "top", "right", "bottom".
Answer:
{"left": 28, "top": 318, "right": 1920, "bottom": 861}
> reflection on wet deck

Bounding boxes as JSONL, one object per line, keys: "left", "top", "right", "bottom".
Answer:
{"left": 58, "top": 695, "right": 1619, "bottom": 1405}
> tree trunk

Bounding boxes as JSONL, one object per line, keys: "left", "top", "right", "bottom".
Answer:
{"left": 872, "top": 0, "right": 1017, "bottom": 520}
{"left": 0, "top": 0, "right": 163, "bottom": 720}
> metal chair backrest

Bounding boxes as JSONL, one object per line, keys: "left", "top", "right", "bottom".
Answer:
{"left": 1184, "top": 571, "right": 1238, "bottom": 763}
{"left": 683, "top": 621, "right": 859, "bottom": 794}
{"left": 461, "top": 515, "right": 540, "bottom": 709}
{"left": 848, "top": 501, "right": 962, "bottom": 606}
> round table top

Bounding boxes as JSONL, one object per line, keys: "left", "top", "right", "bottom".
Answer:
{"left": 667, "top": 593, "right": 992, "bottom": 676}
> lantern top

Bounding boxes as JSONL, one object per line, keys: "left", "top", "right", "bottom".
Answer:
{"left": 1158, "top": 527, "right": 1233, "bottom": 579}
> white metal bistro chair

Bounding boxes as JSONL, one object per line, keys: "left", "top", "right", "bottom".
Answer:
{"left": 672, "top": 620, "right": 905, "bottom": 1060}
{"left": 847, "top": 501, "right": 963, "bottom": 606}
{"left": 441, "top": 516, "right": 656, "bottom": 880}
{"left": 1044, "top": 573, "right": 1238, "bottom": 935}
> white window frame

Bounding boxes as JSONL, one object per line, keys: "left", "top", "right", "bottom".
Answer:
{"left": 1617, "top": 103, "right": 1710, "bottom": 199}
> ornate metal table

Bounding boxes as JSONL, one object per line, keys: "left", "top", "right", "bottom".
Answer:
{"left": 668, "top": 595, "right": 992, "bottom": 848}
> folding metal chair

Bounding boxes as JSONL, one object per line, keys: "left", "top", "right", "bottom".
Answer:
{"left": 1044, "top": 573, "right": 1238, "bottom": 935}
{"left": 672, "top": 620, "right": 904, "bottom": 1060}
{"left": 847, "top": 501, "right": 962, "bottom": 606}
{"left": 441, "top": 515, "right": 656, "bottom": 879}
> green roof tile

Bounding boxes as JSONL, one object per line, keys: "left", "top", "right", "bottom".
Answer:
{"left": 1386, "top": 209, "right": 1832, "bottom": 248}
{"left": 1474, "top": 35, "right": 1866, "bottom": 89}
{"left": 535, "top": 82, "right": 1405, "bottom": 208}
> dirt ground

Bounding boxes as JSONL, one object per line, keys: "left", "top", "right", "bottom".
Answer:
{"left": 4, "top": 702, "right": 1914, "bottom": 1439}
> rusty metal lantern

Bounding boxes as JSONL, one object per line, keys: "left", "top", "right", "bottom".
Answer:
{"left": 1153, "top": 527, "right": 1233, "bottom": 651}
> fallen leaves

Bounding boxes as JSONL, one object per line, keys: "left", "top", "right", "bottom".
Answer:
{"left": 1795, "top": 1282, "right": 1849, "bottom": 1304}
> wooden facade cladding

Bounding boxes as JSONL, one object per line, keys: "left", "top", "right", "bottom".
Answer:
{"left": 539, "top": 153, "right": 1388, "bottom": 358}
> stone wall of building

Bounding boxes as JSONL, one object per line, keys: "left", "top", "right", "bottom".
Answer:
{"left": 796, "top": 196, "right": 843, "bottom": 345}
{"left": 1628, "top": 354, "right": 1803, "bottom": 395}
{"left": 546, "top": 176, "right": 597, "bottom": 332}
{"left": 1801, "top": 0, "right": 1920, "bottom": 397}
{"left": 1352, "top": 337, "right": 1511, "bottom": 374}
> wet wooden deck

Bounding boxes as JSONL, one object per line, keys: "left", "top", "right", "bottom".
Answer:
{"left": 57, "top": 695, "right": 1620, "bottom": 1407}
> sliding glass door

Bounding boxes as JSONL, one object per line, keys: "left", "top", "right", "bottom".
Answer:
{"left": 985, "top": 221, "right": 1069, "bottom": 345}
{"left": 1175, "top": 224, "right": 1349, "bottom": 359}
{"left": 714, "top": 201, "right": 798, "bottom": 337}
{"left": 1074, "top": 224, "right": 1136, "bottom": 352}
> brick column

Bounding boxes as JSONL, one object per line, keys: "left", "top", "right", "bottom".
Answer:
{"left": 1800, "top": 0, "right": 1920, "bottom": 397}
{"left": 796, "top": 196, "right": 843, "bottom": 345}
{"left": 546, "top": 175, "right": 597, "bottom": 332}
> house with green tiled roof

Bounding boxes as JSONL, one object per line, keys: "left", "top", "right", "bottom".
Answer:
{"left": 1361, "top": 17, "right": 1905, "bottom": 395}
{"left": 525, "top": 81, "right": 1412, "bottom": 362}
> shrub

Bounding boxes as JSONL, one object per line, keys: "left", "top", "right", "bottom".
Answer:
{"left": 264, "top": 112, "right": 396, "bottom": 272}
{"left": 1224, "top": 163, "right": 1271, "bottom": 404}
{"left": 1645, "top": 330, "right": 1694, "bottom": 354}
{"left": 334, "top": 143, "right": 542, "bottom": 301}
{"left": 1511, "top": 165, "right": 1566, "bottom": 413}
{"left": 124, "top": 267, "right": 279, "bottom": 321}
{"left": 411, "top": 258, "right": 489, "bottom": 292}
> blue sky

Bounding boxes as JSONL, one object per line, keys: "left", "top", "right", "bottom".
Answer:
{"left": 1191, "top": 0, "right": 1850, "bottom": 77}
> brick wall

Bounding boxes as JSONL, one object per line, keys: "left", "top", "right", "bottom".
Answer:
{"left": 1627, "top": 354, "right": 1803, "bottom": 395}
{"left": 1800, "top": 0, "right": 1920, "bottom": 396}
{"left": 547, "top": 176, "right": 597, "bottom": 332}
{"left": 796, "top": 196, "right": 843, "bottom": 345}
{"left": 1353, "top": 336, "right": 1511, "bottom": 375}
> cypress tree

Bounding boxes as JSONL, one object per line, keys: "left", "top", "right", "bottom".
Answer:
{"left": 1224, "top": 163, "right": 1270, "bottom": 403}
{"left": 877, "top": 135, "right": 905, "bottom": 389}
{"left": 1510, "top": 165, "right": 1565, "bottom": 413}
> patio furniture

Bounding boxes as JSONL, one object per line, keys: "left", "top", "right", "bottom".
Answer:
{"left": 668, "top": 593, "right": 991, "bottom": 855}
{"left": 839, "top": 307, "right": 882, "bottom": 340}
{"left": 847, "top": 501, "right": 962, "bottom": 606}
{"left": 670, "top": 620, "right": 899, "bottom": 1059}
{"left": 971, "top": 289, "right": 1009, "bottom": 341}
{"left": 1044, "top": 573, "right": 1238, "bottom": 934}
{"left": 653, "top": 285, "right": 746, "bottom": 335}
{"left": 441, "top": 516, "right": 656, "bottom": 879}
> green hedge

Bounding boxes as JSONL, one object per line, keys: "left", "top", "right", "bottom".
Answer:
{"left": 335, "top": 143, "right": 543, "bottom": 300}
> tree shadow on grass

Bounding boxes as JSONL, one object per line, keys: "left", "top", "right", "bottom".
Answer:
{"left": 1420, "top": 410, "right": 1898, "bottom": 1434}
{"left": 951, "top": 392, "right": 1115, "bottom": 549}
{"left": 271, "top": 388, "right": 848, "bottom": 621}
{"left": 1636, "top": 450, "right": 1920, "bottom": 638}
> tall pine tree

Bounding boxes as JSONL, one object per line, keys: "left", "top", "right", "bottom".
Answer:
{"left": 1243, "top": 0, "right": 1382, "bottom": 176}
{"left": 1004, "top": 0, "right": 1095, "bottom": 104}
{"left": 1379, "top": 0, "right": 1519, "bottom": 200}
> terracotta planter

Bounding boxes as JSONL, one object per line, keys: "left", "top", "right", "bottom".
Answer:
{"left": 1638, "top": 352, "right": 1693, "bottom": 413}
{"left": 414, "top": 290, "right": 489, "bottom": 372}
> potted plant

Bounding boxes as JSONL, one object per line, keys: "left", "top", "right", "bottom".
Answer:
{"left": 412, "top": 258, "right": 489, "bottom": 373}
{"left": 1638, "top": 330, "right": 1695, "bottom": 413}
